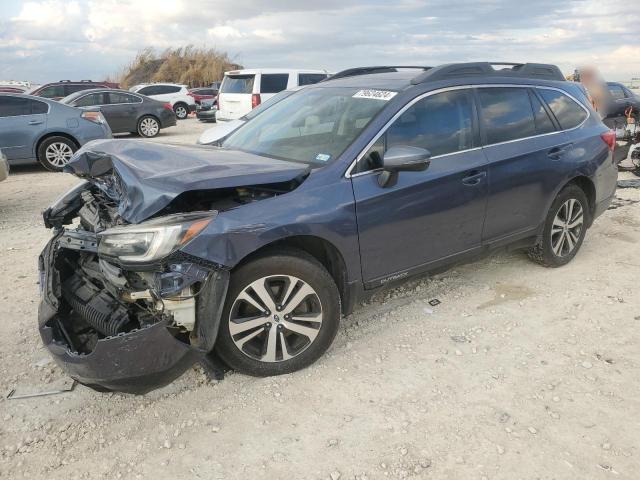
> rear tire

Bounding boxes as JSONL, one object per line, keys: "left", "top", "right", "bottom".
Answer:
{"left": 137, "top": 115, "right": 160, "bottom": 138}
{"left": 173, "top": 103, "right": 189, "bottom": 120}
{"left": 214, "top": 250, "right": 341, "bottom": 376}
{"left": 528, "top": 184, "right": 590, "bottom": 267}
{"left": 37, "top": 136, "right": 77, "bottom": 172}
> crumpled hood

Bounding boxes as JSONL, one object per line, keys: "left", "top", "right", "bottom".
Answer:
{"left": 64, "top": 139, "right": 310, "bottom": 224}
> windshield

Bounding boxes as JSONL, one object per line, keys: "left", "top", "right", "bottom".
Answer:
{"left": 242, "top": 89, "right": 298, "bottom": 121}
{"left": 221, "top": 75, "right": 255, "bottom": 94}
{"left": 221, "top": 87, "right": 392, "bottom": 165}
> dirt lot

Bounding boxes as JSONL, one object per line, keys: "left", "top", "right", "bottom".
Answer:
{"left": 1, "top": 118, "right": 639, "bottom": 479}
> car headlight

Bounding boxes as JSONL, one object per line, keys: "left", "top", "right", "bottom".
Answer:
{"left": 97, "top": 212, "right": 215, "bottom": 264}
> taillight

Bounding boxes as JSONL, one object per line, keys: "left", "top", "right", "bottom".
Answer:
{"left": 600, "top": 130, "right": 615, "bottom": 151}
{"left": 81, "top": 111, "right": 106, "bottom": 124}
{"left": 163, "top": 103, "right": 173, "bottom": 111}
{"left": 251, "top": 93, "right": 261, "bottom": 109}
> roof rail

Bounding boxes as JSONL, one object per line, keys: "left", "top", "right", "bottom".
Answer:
{"left": 325, "top": 66, "right": 431, "bottom": 82}
{"left": 411, "top": 62, "right": 565, "bottom": 84}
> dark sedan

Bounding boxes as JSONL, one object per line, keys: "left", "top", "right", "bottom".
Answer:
{"left": 61, "top": 89, "right": 176, "bottom": 137}
{"left": 196, "top": 99, "right": 216, "bottom": 122}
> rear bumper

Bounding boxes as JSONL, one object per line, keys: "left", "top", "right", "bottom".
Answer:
{"left": 38, "top": 232, "right": 229, "bottom": 394}
{"left": 593, "top": 192, "right": 614, "bottom": 221}
{"left": 160, "top": 110, "right": 177, "bottom": 128}
{"left": 196, "top": 109, "right": 217, "bottom": 122}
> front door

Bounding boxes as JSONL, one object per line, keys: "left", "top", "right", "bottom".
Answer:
{"left": 0, "top": 96, "right": 47, "bottom": 160}
{"left": 351, "top": 88, "right": 488, "bottom": 286}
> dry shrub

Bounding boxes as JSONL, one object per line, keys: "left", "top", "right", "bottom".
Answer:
{"left": 119, "top": 46, "right": 241, "bottom": 88}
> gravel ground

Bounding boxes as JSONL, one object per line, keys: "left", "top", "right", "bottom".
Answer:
{"left": 1, "top": 118, "right": 639, "bottom": 479}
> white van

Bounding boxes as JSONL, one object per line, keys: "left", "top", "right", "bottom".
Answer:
{"left": 216, "top": 69, "right": 328, "bottom": 122}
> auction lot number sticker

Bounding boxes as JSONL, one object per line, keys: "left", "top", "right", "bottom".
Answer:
{"left": 353, "top": 89, "right": 397, "bottom": 101}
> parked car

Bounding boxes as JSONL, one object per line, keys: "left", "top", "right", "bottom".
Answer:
{"left": 29, "top": 80, "right": 117, "bottom": 100}
{"left": 60, "top": 89, "right": 176, "bottom": 138}
{"left": 188, "top": 87, "right": 218, "bottom": 105}
{"left": 216, "top": 68, "right": 328, "bottom": 122}
{"left": 606, "top": 81, "right": 640, "bottom": 118}
{"left": 0, "top": 93, "right": 111, "bottom": 171}
{"left": 0, "top": 86, "right": 28, "bottom": 94}
{"left": 198, "top": 87, "right": 301, "bottom": 144}
{"left": 195, "top": 99, "right": 217, "bottom": 122}
{"left": 0, "top": 151, "right": 8, "bottom": 182}
{"left": 39, "top": 62, "right": 617, "bottom": 394}
{"left": 129, "top": 83, "right": 195, "bottom": 120}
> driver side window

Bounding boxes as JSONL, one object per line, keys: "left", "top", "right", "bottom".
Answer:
{"left": 357, "top": 89, "right": 476, "bottom": 173}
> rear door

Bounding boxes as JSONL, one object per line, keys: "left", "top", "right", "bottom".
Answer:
{"left": 103, "top": 92, "right": 141, "bottom": 133}
{"left": 258, "top": 73, "right": 289, "bottom": 103}
{"left": 218, "top": 74, "right": 255, "bottom": 120}
{"left": 478, "top": 86, "right": 571, "bottom": 242}
{"left": 0, "top": 96, "right": 48, "bottom": 160}
{"left": 352, "top": 88, "right": 488, "bottom": 285}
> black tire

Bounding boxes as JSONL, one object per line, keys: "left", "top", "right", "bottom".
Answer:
{"left": 173, "top": 103, "right": 189, "bottom": 120}
{"left": 214, "top": 249, "right": 341, "bottom": 376}
{"left": 137, "top": 115, "right": 160, "bottom": 138}
{"left": 37, "top": 136, "right": 77, "bottom": 172}
{"left": 528, "top": 184, "right": 591, "bottom": 267}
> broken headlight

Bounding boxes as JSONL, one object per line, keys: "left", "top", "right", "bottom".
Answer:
{"left": 97, "top": 212, "right": 215, "bottom": 264}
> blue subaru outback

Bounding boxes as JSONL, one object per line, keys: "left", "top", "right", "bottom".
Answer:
{"left": 39, "top": 63, "right": 617, "bottom": 393}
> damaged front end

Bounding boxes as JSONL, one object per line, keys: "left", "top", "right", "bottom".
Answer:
{"left": 39, "top": 184, "right": 229, "bottom": 394}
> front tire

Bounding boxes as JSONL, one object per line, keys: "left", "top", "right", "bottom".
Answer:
{"left": 173, "top": 103, "right": 189, "bottom": 120}
{"left": 214, "top": 250, "right": 341, "bottom": 376}
{"left": 37, "top": 136, "right": 77, "bottom": 171}
{"left": 528, "top": 184, "right": 590, "bottom": 267}
{"left": 137, "top": 115, "right": 160, "bottom": 137}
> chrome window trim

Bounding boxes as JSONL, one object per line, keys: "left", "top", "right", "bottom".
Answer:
{"left": 344, "top": 83, "right": 591, "bottom": 179}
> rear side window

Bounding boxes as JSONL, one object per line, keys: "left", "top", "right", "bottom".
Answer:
{"left": 538, "top": 89, "right": 588, "bottom": 130}
{"left": 221, "top": 75, "right": 255, "bottom": 94}
{"left": 298, "top": 73, "right": 327, "bottom": 86}
{"left": 75, "top": 93, "right": 107, "bottom": 107}
{"left": 478, "top": 88, "right": 536, "bottom": 144}
{"left": 529, "top": 91, "right": 556, "bottom": 135}
{"left": 137, "top": 86, "right": 157, "bottom": 95}
{"left": 607, "top": 85, "right": 625, "bottom": 100}
{"left": 260, "top": 74, "right": 289, "bottom": 94}
{"left": 109, "top": 92, "right": 140, "bottom": 104}
{"left": 30, "top": 100, "right": 48, "bottom": 114}
{"left": 0, "top": 96, "right": 31, "bottom": 116}
{"left": 156, "top": 85, "right": 181, "bottom": 94}
{"left": 37, "top": 85, "right": 65, "bottom": 98}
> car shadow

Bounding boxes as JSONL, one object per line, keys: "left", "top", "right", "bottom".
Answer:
{"left": 5, "top": 164, "right": 48, "bottom": 176}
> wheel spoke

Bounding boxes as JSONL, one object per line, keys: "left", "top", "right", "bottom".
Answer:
{"left": 565, "top": 230, "right": 575, "bottom": 251}
{"left": 263, "top": 326, "right": 278, "bottom": 362}
{"left": 281, "top": 320, "right": 319, "bottom": 343}
{"left": 290, "top": 312, "right": 323, "bottom": 323}
{"left": 279, "top": 331, "right": 293, "bottom": 360}
{"left": 282, "top": 283, "right": 314, "bottom": 315}
{"left": 250, "top": 280, "right": 277, "bottom": 313}
{"left": 552, "top": 232, "right": 565, "bottom": 256}
{"left": 229, "top": 317, "right": 266, "bottom": 336}
{"left": 235, "top": 327, "right": 263, "bottom": 349}
{"left": 236, "top": 290, "right": 268, "bottom": 314}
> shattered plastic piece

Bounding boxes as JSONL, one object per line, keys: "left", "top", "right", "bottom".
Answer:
{"left": 617, "top": 179, "right": 640, "bottom": 188}
{"left": 428, "top": 298, "right": 441, "bottom": 306}
{"left": 7, "top": 378, "right": 76, "bottom": 400}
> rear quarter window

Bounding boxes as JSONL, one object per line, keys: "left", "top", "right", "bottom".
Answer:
{"left": 298, "top": 73, "right": 327, "bottom": 86}
{"left": 538, "top": 89, "right": 588, "bottom": 130}
{"left": 221, "top": 75, "right": 255, "bottom": 94}
{"left": 260, "top": 74, "right": 289, "bottom": 94}
{"left": 0, "top": 96, "right": 31, "bottom": 116}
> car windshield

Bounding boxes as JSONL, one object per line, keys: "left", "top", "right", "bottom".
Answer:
{"left": 59, "top": 90, "right": 92, "bottom": 104}
{"left": 241, "top": 89, "right": 298, "bottom": 121}
{"left": 221, "top": 87, "right": 392, "bottom": 165}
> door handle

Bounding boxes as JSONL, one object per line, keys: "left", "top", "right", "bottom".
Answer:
{"left": 462, "top": 170, "right": 486, "bottom": 186}
{"left": 28, "top": 119, "right": 44, "bottom": 125}
{"left": 548, "top": 144, "right": 573, "bottom": 160}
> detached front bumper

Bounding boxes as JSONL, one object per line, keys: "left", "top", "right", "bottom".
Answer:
{"left": 38, "top": 232, "right": 229, "bottom": 394}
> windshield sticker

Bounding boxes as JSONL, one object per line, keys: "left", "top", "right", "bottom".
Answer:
{"left": 353, "top": 89, "right": 397, "bottom": 101}
{"left": 315, "top": 153, "right": 331, "bottom": 162}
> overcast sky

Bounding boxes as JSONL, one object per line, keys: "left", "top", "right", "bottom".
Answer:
{"left": 1, "top": 0, "right": 638, "bottom": 84}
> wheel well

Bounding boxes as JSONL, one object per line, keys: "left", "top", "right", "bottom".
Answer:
{"left": 173, "top": 102, "right": 188, "bottom": 108}
{"left": 138, "top": 114, "right": 160, "bottom": 124}
{"left": 237, "top": 236, "right": 350, "bottom": 314}
{"left": 567, "top": 176, "right": 596, "bottom": 218}
{"left": 36, "top": 132, "right": 80, "bottom": 156}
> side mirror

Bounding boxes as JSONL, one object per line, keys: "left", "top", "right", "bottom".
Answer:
{"left": 378, "top": 145, "right": 431, "bottom": 187}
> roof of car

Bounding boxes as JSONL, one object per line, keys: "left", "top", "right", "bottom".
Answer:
{"left": 225, "top": 68, "right": 328, "bottom": 75}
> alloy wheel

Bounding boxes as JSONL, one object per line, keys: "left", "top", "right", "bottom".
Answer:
{"left": 139, "top": 118, "right": 159, "bottom": 137}
{"left": 175, "top": 106, "right": 187, "bottom": 119}
{"left": 228, "top": 275, "right": 323, "bottom": 363}
{"left": 45, "top": 142, "right": 74, "bottom": 168}
{"left": 551, "top": 198, "right": 584, "bottom": 257}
